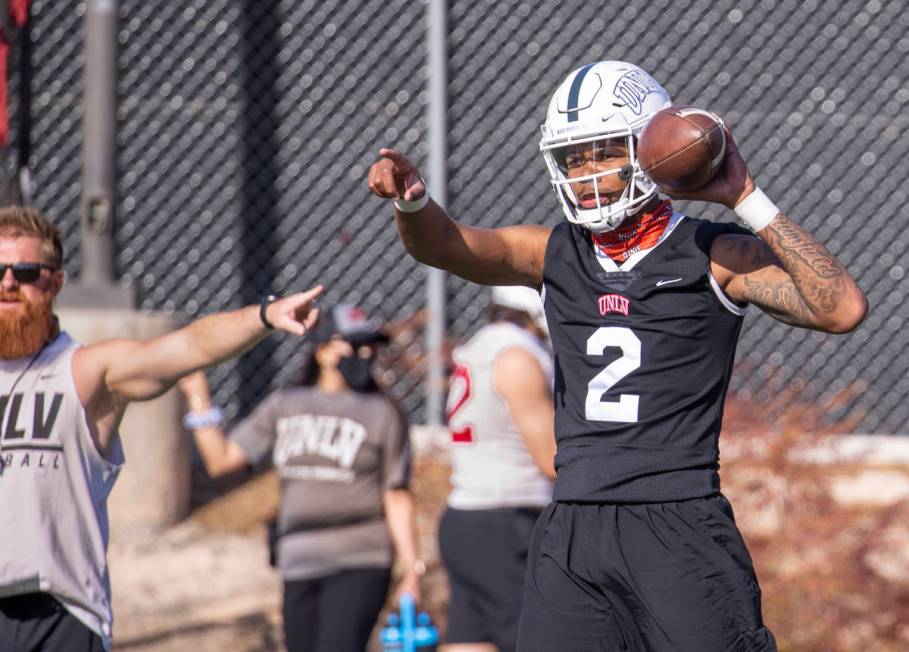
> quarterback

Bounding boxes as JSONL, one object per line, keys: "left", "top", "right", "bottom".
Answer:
{"left": 369, "top": 61, "right": 867, "bottom": 650}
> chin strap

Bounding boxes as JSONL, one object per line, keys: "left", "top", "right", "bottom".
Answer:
{"left": 591, "top": 200, "right": 673, "bottom": 262}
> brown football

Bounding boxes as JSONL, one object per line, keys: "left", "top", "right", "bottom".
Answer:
{"left": 637, "top": 106, "right": 726, "bottom": 192}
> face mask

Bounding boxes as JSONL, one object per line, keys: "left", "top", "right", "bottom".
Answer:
{"left": 337, "top": 355, "right": 377, "bottom": 392}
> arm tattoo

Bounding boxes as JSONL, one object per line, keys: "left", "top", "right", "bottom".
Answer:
{"left": 741, "top": 273, "right": 817, "bottom": 328}
{"left": 744, "top": 214, "right": 851, "bottom": 320}
{"left": 759, "top": 214, "right": 850, "bottom": 316}
{"left": 723, "top": 215, "right": 852, "bottom": 329}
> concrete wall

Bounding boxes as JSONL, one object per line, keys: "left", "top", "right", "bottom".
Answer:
{"left": 57, "top": 308, "right": 190, "bottom": 539}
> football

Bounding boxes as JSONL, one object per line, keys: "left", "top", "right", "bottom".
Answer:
{"left": 637, "top": 106, "right": 726, "bottom": 192}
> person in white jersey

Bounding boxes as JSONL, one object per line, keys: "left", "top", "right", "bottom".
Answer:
{"left": 0, "top": 206, "right": 323, "bottom": 652}
{"left": 440, "top": 285, "right": 556, "bottom": 652}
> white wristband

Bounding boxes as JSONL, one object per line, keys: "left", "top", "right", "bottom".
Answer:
{"left": 734, "top": 187, "right": 780, "bottom": 232}
{"left": 394, "top": 191, "right": 430, "bottom": 213}
{"left": 183, "top": 407, "right": 224, "bottom": 429}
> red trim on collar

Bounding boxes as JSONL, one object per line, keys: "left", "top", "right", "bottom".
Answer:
{"left": 591, "top": 201, "right": 673, "bottom": 262}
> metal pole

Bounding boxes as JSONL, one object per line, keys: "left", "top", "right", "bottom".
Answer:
{"left": 426, "top": 0, "right": 448, "bottom": 426}
{"left": 16, "top": 3, "right": 33, "bottom": 205}
{"left": 81, "top": 0, "right": 118, "bottom": 285}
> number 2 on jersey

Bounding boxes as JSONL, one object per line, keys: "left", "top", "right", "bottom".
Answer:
{"left": 446, "top": 363, "right": 474, "bottom": 443}
{"left": 585, "top": 327, "right": 641, "bottom": 422}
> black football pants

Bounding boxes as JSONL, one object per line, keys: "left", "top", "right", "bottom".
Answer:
{"left": 516, "top": 496, "right": 777, "bottom": 651}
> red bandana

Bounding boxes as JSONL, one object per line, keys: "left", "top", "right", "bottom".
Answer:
{"left": 591, "top": 201, "right": 673, "bottom": 262}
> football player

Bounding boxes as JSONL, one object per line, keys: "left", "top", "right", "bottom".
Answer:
{"left": 441, "top": 285, "right": 555, "bottom": 652}
{"left": 368, "top": 61, "right": 867, "bottom": 651}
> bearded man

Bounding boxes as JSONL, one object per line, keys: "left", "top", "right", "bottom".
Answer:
{"left": 0, "top": 206, "right": 323, "bottom": 652}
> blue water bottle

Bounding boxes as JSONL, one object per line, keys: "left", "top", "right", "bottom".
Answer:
{"left": 414, "top": 610, "right": 439, "bottom": 650}
{"left": 380, "top": 593, "right": 439, "bottom": 652}
{"left": 380, "top": 612, "right": 403, "bottom": 652}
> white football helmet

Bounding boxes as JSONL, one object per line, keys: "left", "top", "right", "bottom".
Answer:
{"left": 490, "top": 285, "right": 548, "bottom": 337}
{"left": 540, "top": 61, "right": 671, "bottom": 232}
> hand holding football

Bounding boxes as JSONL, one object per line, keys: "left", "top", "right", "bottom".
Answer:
{"left": 637, "top": 106, "right": 726, "bottom": 192}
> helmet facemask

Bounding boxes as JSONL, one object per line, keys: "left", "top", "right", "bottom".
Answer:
{"left": 541, "top": 129, "right": 659, "bottom": 233}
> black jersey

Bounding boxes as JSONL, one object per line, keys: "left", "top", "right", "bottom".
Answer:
{"left": 543, "top": 214, "right": 753, "bottom": 503}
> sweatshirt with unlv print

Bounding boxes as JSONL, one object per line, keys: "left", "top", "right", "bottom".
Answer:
{"left": 230, "top": 386, "right": 410, "bottom": 580}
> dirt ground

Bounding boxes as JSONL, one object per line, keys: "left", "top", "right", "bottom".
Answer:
{"left": 109, "top": 474, "right": 284, "bottom": 651}
{"left": 108, "top": 429, "right": 909, "bottom": 651}
{"left": 110, "top": 434, "right": 452, "bottom": 652}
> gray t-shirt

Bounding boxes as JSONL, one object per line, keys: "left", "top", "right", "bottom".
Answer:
{"left": 231, "top": 387, "right": 409, "bottom": 580}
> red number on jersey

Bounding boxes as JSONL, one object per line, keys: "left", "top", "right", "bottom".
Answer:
{"left": 446, "top": 363, "right": 474, "bottom": 443}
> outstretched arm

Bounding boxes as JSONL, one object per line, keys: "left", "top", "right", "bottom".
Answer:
{"left": 669, "top": 130, "right": 867, "bottom": 333}
{"left": 76, "top": 286, "right": 322, "bottom": 402}
{"left": 368, "top": 148, "right": 550, "bottom": 287}
{"left": 73, "top": 287, "right": 322, "bottom": 455}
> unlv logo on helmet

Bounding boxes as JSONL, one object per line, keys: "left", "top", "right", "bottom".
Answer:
{"left": 613, "top": 69, "right": 664, "bottom": 116}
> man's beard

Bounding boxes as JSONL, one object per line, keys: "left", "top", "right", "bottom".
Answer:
{"left": 0, "top": 290, "right": 56, "bottom": 359}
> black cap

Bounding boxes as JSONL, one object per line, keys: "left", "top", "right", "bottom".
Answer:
{"left": 310, "top": 303, "right": 390, "bottom": 347}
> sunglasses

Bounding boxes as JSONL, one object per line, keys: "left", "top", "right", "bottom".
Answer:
{"left": 0, "top": 262, "right": 58, "bottom": 284}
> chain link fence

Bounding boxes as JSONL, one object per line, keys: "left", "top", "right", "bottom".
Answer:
{"left": 13, "top": 0, "right": 909, "bottom": 433}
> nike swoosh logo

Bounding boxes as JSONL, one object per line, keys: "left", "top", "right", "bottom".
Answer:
{"left": 656, "top": 278, "right": 683, "bottom": 287}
